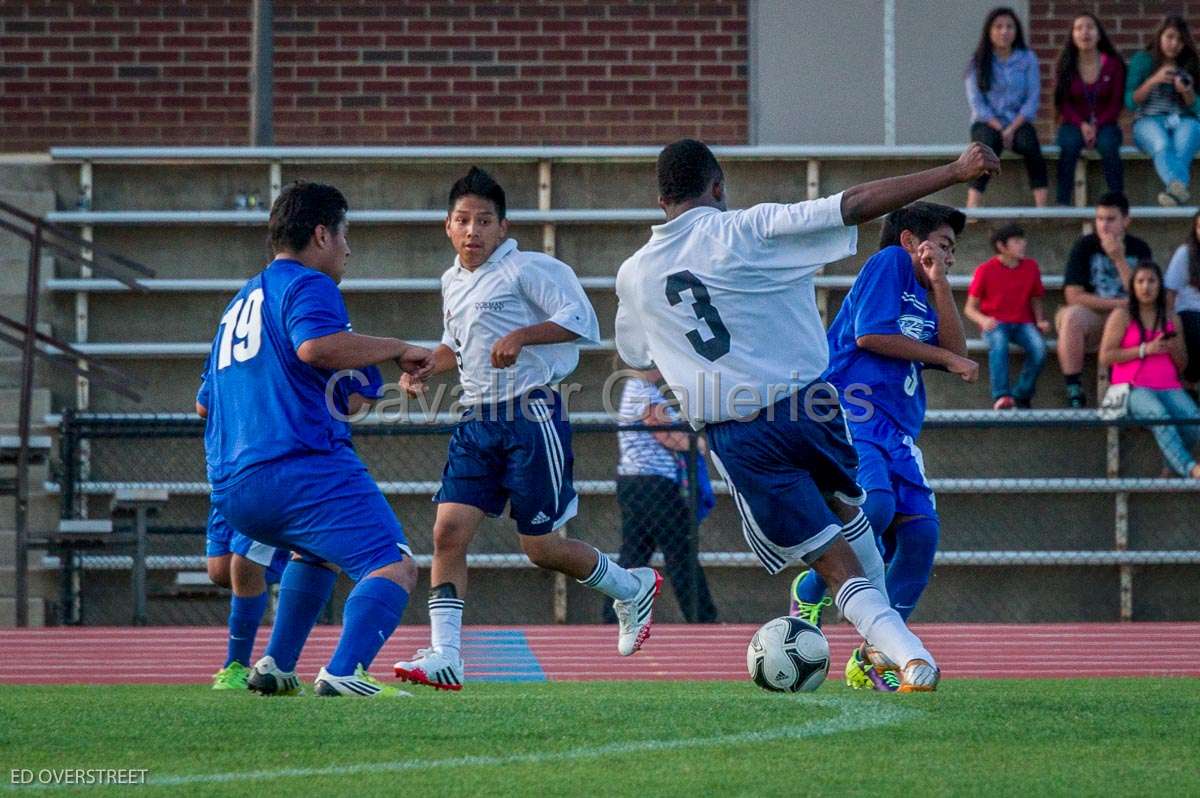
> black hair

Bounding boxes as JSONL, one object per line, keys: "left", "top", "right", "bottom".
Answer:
{"left": 879, "top": 202, "right": 967, "bottom": 249}
{"left": 1150, "top": 15, "right": 1200, "bottom": 84}
{"left": 970, "top": 7, "right": 1028, "bottom": 93}
{"left": 990, "top": 222, "right": 1025, "bottom": 251}
{"left": 657, "top": 138, "right": 723, "bottom": 204}
{"left": 1126, "top": 261, "right": 1167, "bottom": 344}
{"left": 267, "top": 181, "right": 348, "bottom": 254}
{"left": 448, "top": 166, "right": 507, "bottom": 220}
{"left": 1054, "top": 13, "right": 1124, "bottom": 115}
{"left": 1097, "top": 190, "right": 1129, "bottom": 216}
{"left": 1186, "top": 209, "right": 1200, "bottom": 290}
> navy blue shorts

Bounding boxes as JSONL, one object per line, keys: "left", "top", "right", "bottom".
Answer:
{"left": 852, "top": 415, "right": 937, "bottom": 519}
{"left": 211, "top": 447, "right": 410, "bottom": 583}
{"left": 706, "top": 385, "right": 864, "bottom": 574}
{"left": 435, "top": 388, "right": 578, "bottom": 536}
{"left": 205, "top": 505, "right": 291, "bottom": 583}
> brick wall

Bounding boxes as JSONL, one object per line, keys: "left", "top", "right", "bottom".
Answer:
{"left": 0, "top": 0, "right": 748, "bottom": 151}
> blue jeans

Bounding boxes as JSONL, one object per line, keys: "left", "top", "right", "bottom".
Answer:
{"left": 1133, "top": 114, "right": 1200, "bottom": 188}
{"left": 1128, "top": 387, "right": 1200, "bottom": 476}
{"left": 1056, "top": 122, "right": 1124, "bottom": 204}
{"left": 986, "top": 323, "right": 1046, "bottom": 401}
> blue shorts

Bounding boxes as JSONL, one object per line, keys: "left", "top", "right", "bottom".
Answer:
{"left": 706, "top": 385, "right": 865, "bottom": 574}
{"left": 435, "top": 388, "right": 578, "bottom": 536}
{"left": 210, "top": 448, "right": 410, "bottom": 583}
{"left": 851, "top": 415, "right": 937, "bottom": 519}
{"left": 205, "top": 506, "right": 291, "bottom": 583}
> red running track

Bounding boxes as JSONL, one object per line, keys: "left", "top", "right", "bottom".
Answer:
{"left": 1, "top": 623, "right": 1198, "bottom": 685}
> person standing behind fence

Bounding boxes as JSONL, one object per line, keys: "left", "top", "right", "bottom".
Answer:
{"left": 1099, "top": 261, "right": 1200, "bottom": 478}
{"left": 1053, "top": 13, "right": 1126, "bottom": 206}
{"left": 1164, "top": 210, "right": 1200, "bottom": 386}
{"left": 964, "top": 223, "right": 1049, "bottom": 409}
{"left": 601, "top": 368, "right": 718, "bottom": 624}
{"left": 965, "top": 7, "right": 1049, "bottom": 209}
{"left": 1126, "top": 16, "right": 1200, "bottom": 207}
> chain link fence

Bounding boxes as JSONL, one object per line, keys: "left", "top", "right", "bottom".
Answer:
{"left": 29, "top": 407, "right": 1200, "bottom": 626}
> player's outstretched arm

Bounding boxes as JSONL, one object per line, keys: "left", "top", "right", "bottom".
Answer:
{"left": 296, "top": 331, "right": 432, "bottom": 375}
{"left": 399, "top": 344, "right": 457, "bottom": 396}
{"left": 839, "top": 143, "right": 1000, "bottom": 225}
{"left": 491, "top": 321, "right": 579, "bottom": 368}
{"left": 857, "top": 334, "right": 979, "bottom": 383}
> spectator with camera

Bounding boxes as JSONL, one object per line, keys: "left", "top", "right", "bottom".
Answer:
{"left": 1099, "top": 261, "right": 1200, "bottom": 478}
{"left": 965, "top": 223, "right": 1049, "bottom": 409}
{"left": 1165, "top": 209, "right": 1200, "bottom": 386}
{"left": 1053, "top": 13, "right": 1126, "bottom": 206}
{"left": 1126, "top": 16, "right": 1200, "bottom": 207}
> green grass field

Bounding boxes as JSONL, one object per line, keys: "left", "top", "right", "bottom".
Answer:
{"left": 1, "top": 679, "right": 1196, "bottom": 796}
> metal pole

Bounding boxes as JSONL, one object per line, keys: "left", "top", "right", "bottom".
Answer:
{"left": 133, "top": 507, "right": 148, "bottom": 625}
{"left": 685, "top": 432, "right": 701, "bottom": 623}
{"left": 14, "top": 222, "right": 43, "bottom": 627}
{"left": 250, "top": 0, "right": 274, "bottom": 146}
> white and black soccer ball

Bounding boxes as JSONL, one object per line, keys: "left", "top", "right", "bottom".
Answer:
{"left": 746, "top": 616, "right": 830, "bottom": 693}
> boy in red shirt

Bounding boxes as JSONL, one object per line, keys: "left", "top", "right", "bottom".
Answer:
{"left": 965, "top": 223, "right": 1050, "bottom": 409}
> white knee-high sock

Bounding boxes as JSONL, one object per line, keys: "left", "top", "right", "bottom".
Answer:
{"left": 428, "top": 595, "right": 464, "bottom": 662}
{"left": 578, "top": 548, "right": 639, "bottom": 601}
{"left": 843, "top": 511, "right": 888, "bottom": 600}
{"left": 835, "top": 577, "right": 934, "bottom": 668}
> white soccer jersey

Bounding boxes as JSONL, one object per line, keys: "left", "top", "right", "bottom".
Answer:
{"left": 441, "top": 237, "right": 600, "bottom": 405}
{"left": 615, "top": 193, "right": 857, "bottom": 425}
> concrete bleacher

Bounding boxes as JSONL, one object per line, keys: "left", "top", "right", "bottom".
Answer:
{"left": 5, "top": 144, "right": 1198, "bottom": 625}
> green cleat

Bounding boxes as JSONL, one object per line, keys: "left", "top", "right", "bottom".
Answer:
{"left": 845, "top": 644, "right": 899, "bottom": 692}
{"left": 788, "top": 570, "right": 831, "bottom": 627}
{"left": 211, "top": 661, "right": 251, "bottom": 691}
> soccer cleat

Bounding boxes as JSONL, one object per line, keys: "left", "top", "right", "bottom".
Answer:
{"left": 211, "top": 661, "right": 251, "bottom": 691}
{"left": 246, "top": 655, "right": 303, "bottom": 696}
{"left": 898, "top": 658, "right": 941, "bottom": 693}
{"left": 787, "top": 570, "right": 831, "bottom": 626}
{"left": 393, "top": 647, "right": 464, "bottom": 691}
{"left": 844, "top": 645, "right": 898, "bottom": 692}
{"left": 613, "top": 567, "right": 662, "bottom": 656}
{"left": 315, "top": 665, "right": 410, "bottom": 698}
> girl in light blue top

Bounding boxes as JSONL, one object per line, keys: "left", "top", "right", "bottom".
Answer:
{"left": 965, "top": 7, "right": 1048, "bottom": 209}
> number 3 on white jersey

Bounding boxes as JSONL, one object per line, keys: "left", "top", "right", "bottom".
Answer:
{"left": 217, "top": 288, "right": 264, "bottom": 370}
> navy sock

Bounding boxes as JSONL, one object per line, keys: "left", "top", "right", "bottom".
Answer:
{"left": 263, "top": 561, "right": 336, "bottom": 673}
{"left": 327, "top": 577, "right": 409, "bottom": 677}
{"left": 793, "top": 569, "right": 827, "bottom": 604}
{"left": 224, "top": 591, "right": 269, "bottom": 667}
{"left": 885, "top": 516, "right": 939, "bottom": 621}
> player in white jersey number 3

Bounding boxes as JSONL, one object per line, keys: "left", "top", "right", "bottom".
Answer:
{"left": 616, "top": 139, "right": 1000, "bottom": 691}
{"left": 395, "top": 168, "right": 662, "bottom": 691}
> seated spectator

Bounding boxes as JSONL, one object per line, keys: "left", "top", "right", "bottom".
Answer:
{"left": 1057, "top": 191, "right": 1153, "bottom": 408}
{"left": 1165, "top": 209, "right": 1200, "bottom": 385}
{"left": 1126, "top": 15, "right": 1200, "bottom": 206}
{"left": 1054, "top": 13, "right": 1126, "bottom": 205}
{"left": 1099, "top": 262, "right": 1200, "bottom": 478}
{"left": 603, "top": 367, "right": 718, "bottom": 623}
{"left": 965, "top": 223, "right": 1049, "bottom": 409}
{"left": 965, "top": 7, "right": 1049, "bottom": 208}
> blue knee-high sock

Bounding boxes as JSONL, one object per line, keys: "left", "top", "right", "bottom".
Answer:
{"left": 263, "top": 560, "right": 336, "bottom": 672}
{"left": 885, "top": 516, "right": 939, "bottom": 621}
{"left": 795, "top": 490, "right": 895, "bottom": 604}
{"left": 327, "top": 577, "right": 409, "bottom": 676}
{"left": 224, "top": 591, "right": 269, "bottom": 667}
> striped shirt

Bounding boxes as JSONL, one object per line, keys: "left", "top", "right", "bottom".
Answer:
{"left": 617, "top": 378, "right": 681, "bottom": 480}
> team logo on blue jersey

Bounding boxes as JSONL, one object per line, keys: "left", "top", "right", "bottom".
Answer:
{"left": 898, "top": 314, "right": 936, "bottom": 342}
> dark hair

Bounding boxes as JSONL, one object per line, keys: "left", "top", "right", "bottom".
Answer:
{"left": 1054, "top": 13, "right": 1125, "bottom": 115}
{"left": 1126, "top": 261, "right": 1167, "bottom": 344}
{"left": 448, "top": 166, "right": 507, "bottom": 220}
{"left": 990, "top": 222, "right": 1025, "bottom": 251}
{"left": 970, "top": 7, "right": 1027, "bottom": 93}
{"left": 267, "top": 181, "right": 348, "bottom": 254}
{"left": 1097, "top": 190, "right": 1129, "bottom": 216}
{"left": 657, "top": 138, "right": 723, "bottom": 204}
{"left": 879, "top": 202, "right": 967, "bottom": 249}
{"left": 1185, "top": 209, "right": 1200, "bottom": 290}
{"left": 1150, "top": 15, "right": 1200, "bottom": 84}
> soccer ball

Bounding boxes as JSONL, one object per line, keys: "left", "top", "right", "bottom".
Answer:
{"left": 746, "top": 616, "right": 830, "bottom": 693}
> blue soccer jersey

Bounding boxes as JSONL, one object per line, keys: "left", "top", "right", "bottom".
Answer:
{"left": 201, "top": 258, "right": 364, "bottom": 487}
{"left": 824, "top": 246, "right": 938, "bottom": 440}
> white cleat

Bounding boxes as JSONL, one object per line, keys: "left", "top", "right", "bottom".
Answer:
{"left": 393, "top": 647, "right": 465, "bottom": 691}
{"left": 246, "top": 655, "right": 303, "bottom": 696}
{"left": 898, "top": 658, "right": 941, "bottom": 693}
{"left": 314, "top": 665, "right": 410, "bottom": 698}
{"left": 613, "top": 567, "right": 663, "bottom": 656}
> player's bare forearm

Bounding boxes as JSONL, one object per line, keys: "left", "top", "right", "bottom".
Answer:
{"left": 929, "top": 281, "right": 968, "bottom": 359}
{"left": 513, "top": 321, "right": 580, "bottom": 346}
{"left": 856, "top": 334, "right": 955, "bottom": 369}
{"left": 296, "top": 331, "right": 412, "bottom": 370}
{"left": 839, "top": 143, "right": 998, "bottom": 225}
{"left": 427, "top": 344, "right": 458, "bottom": 376}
